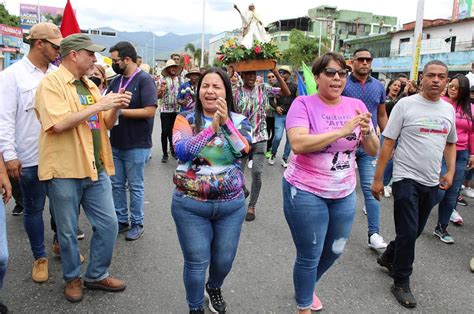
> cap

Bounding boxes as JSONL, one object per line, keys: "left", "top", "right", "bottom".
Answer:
{"left": 279, "top": 65, "right": 292, "bottom": 74}
{"left": 60, "top": 33, "right": 106, "bottom": 58}
{"left": 26, "top": 22, "right": 63, "bottom": 46}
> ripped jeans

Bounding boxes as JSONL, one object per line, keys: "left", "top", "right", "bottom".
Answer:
{"left": 282, "top": 178, "right": 356, "bottom": 309}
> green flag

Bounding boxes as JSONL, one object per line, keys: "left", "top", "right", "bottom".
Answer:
{"left": 302, "top": 62, "right": 318, "bottom": 95}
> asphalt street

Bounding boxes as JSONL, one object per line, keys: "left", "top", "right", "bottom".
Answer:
{"left": 2, "top": 121, "right": 473, "bottom": 313}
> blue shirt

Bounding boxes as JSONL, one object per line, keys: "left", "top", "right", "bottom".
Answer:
{"left": 342, "top": 74, "right": 386, "bottom": 127}
{"left": 108, "top": 70, "right": 158, "bottom": 149}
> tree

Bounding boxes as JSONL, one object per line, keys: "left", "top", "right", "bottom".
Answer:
{"left": 0, "top": 4, "right": 20, "bottom": 27}
{"left": 44, "top": 13, "right": 63, "bottom": 26}
{"left": 184, "top": 43, "right": 204, "bottom": 67}
{"left": 281, "top": 29, "right": 331, "bottom": 68}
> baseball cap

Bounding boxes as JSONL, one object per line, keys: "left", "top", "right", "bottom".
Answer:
{"left": 60, "top": 33, "right": 106, "bottom": 58}
{"left": 26, "top": 22, "right": 63, "bottom": 46}
{"left": 279, "top": 65, "right": 292, "bottom": 74}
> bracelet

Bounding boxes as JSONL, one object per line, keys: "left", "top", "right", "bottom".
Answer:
{"left": 363, "top": 129, "right": 373, "bottom": 138}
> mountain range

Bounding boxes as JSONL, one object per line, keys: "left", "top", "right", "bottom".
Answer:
{"left": 87, "top": 27, "right": 215, "bottom": 64}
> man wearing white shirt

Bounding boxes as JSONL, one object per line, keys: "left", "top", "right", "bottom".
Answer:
{"left": 0, "top": 22, "right": 62, "bottom": 283}
{"left": 465, "top": 62, "right": 474, "bottom": 87}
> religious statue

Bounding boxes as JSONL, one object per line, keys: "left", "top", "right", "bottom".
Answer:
{"left": 234, "top": 3, "right": 271, "bottom": 49}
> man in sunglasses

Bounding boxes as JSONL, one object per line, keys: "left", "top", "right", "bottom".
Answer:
{"left": 342, "top": 48, "right": 388, "bottom": 250}
{"left": 0, "top": 22, "right": 63, "bottom": 284}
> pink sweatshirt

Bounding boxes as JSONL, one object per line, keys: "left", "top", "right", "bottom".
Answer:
{"left": 442, "top": 96, "right": 474, "bottom": 154}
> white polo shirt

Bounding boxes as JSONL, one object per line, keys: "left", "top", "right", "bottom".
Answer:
{"left": 0, "top": 56, "right": 56, "bottom": 167}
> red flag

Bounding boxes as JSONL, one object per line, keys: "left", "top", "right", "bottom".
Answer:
{"left": 60, "top": 0, "right": 81, "bottom": 37}
{"left": 183, "top": 54, "right": 191, "bottom": 70}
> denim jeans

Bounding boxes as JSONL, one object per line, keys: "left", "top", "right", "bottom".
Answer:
{"left": 111, "top": 147, "right": 151, "bottom": 226}
{"left": 383, "top": 179, "right": 438, "bottom": 287}
{"left": 356, "top": 146, "right": 380, "bottom": 234}
{"left": 379, "top": 135, "right": 393, "bottom": 186}
{"left": 0, "top": 201, "right": 8, "bottom": 289}
{"left": 171, "top": 190, "right": 246, "bottom": 310}
{"left": 47, "top": 171, "right": 118, "bottom": 282}
{"left": 282, "top": 178, "right": 356, "bottom": 309}
{"left": 436, "top": 149, "right": 469, "bottom": 225}
{"left": 19, "top": 166, "right": 47, "bottom": 259}
{"left": 271, "top": 115, "right": 291, "bottom": 159}
{"left": 242, "top": 141, "right": 265, "bottom": 209}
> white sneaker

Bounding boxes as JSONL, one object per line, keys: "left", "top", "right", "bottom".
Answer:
{"left": 362, "top": 206, "right": 367, "bottom": 215}
{"left": 281, "top": 157, "right": 288, "bottom": 168}
{"left": 268, "top": 155, "right": 275, "bottom": 165}
{"left": 368, "top": 233, "right": 388, "bottom": 249}
{"left": 247, "top": 160, "right": 253, "bottom": 169}
{"left": 461, "top": 186, "right": 474, "bottom": 198}
{"left": 450, "top": 209, "right": 464, "bottom": 225}
{"left": 384, "top": 186, "right": 392, "bottom": 198}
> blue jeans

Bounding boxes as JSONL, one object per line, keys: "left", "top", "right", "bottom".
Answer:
{"left": 0, "top": 201, "right": 7, "bottom": 289}
{"left": 282, "top": 178, "right": 356, "bottom": 309}
{"left": 47, "top": 171, "right": 118, "bottom": 282}
{"left": 19, "top": 166, "right": 47, "bottom": 259}
{"left": 380, "top": 135, "right": 393, "bottom": 186}
{"left": 171, "top": 190, "right": 246, "bottom": 310}
{"left": 111, "top": 147, "right": 151, "bottom": 226}
{"left": 436, "top": 149, "right": 469, "bottom": 225}
{"left": 271, "top": 115, "right": 291, "bottom": 159}
{"left": 356, "top": 146, "right": 380, "bottom": 234}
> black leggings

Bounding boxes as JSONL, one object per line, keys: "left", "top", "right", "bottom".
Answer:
{"left": 161, "top": 112, "right": 178, "bottom": 155}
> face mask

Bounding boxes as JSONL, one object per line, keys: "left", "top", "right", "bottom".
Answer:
{"left": 89, "top": 76, "right": 102, "bottom": 87}
{"left": 112, "top": 62, "right": 125, "bottom": 75}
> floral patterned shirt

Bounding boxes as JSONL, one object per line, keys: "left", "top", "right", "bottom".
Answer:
{"left": 159, "top": 75, "right": 183, "bottom": 113}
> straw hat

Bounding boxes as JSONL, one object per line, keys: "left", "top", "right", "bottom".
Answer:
{"left": 161, "top": 59, "right": 183, "bottom": 76}
{"left": 185, "top": 67, "right": 202, "bottom": 78}
{"left": 278, "top": 65, "right": 292, "bottom": 74}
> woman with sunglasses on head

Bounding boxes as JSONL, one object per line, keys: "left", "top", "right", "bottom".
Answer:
{"left": 171, "top": 68, "right": 252, "bottom": 314}
{"left": 432, "top": 74, "right": 474, "bottom": 243}
{"left": 282, "top": 52, "right": 379, "bottom": 313}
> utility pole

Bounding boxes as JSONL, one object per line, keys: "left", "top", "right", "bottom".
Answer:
{"left": 410, "top": 0, "right": 425, "bottom": 81}
{"left": 200, "top": 0, "right": 205, "bottom": 68}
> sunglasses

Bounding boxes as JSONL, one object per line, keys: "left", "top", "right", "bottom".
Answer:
{"left": 448, "top": 83, "right": 459, "bottom": 90}
{"left": 267, "top": 75, "right": 275, "bottom": 79}
{"left": 42, "top": 40, "right": 60, "bottom": 50}
{"left": 355, "top": 57, "right": 373, "bottom": 63}
{"left": 322, "top": 67, "right": 348, "bottom": 78}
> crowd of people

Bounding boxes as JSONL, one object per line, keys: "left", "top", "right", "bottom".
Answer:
{"left": 0, "top": 20, "right": 473, "bottom": 314}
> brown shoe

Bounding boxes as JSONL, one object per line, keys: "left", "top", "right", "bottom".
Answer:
{"left": 52, "top": 243, "right": 85, "bottom": 264}
{"left": 84, "top": 276, "right": 126, "bottom": 292}
{"left": 65, "top": 278, "right": 83, "bottom": 303}
{"left": 32, "top": 257, "right": 48, "bottom": 283}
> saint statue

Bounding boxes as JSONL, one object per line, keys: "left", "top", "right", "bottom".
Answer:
{"left": 234, "top": 3, "right": 271, "bottom": 49}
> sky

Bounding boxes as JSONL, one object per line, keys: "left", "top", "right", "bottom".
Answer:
{"left": 3, "top": 0, "right": 455, "bottom": 35}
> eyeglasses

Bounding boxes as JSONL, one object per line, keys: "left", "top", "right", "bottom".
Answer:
{"left": 322, "top": 67, "right": 348, "bottom": 78}
{"left": 42, "top": 40, "right": 60, "bottom": 50}
{"left": 279, "top": 71, "right": 289, "bottom": 75}
{"left": 355, "top": 57, "right": 373, "bottom": 63}
{"left": 448, "top": 83, "right": 459, "bottom": 90}
{"left": 111, "top": 58, "right": 123, "bottom": 64}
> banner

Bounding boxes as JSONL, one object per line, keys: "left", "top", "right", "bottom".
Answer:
{"left": 20, "top": 3, "right": 65, "bottom": 30}
{"left": 452, "top": 0, "right": 474, "bottom": 20}
{"left": 0, "top": 24, "right": 23, "bottom": 48}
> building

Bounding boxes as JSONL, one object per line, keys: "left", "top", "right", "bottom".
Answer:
{"left": 344, "top": 17, "right": 474, "bottom": 75}
{"left": 265, "top": 5, "right": 397, "bottom": 53}
{"left": 0, "top": 24, "right": 24, "bottom": 70}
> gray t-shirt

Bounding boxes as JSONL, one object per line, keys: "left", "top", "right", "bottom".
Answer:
{"left": 383, "top": 94, "right": 457, "bottom": 186}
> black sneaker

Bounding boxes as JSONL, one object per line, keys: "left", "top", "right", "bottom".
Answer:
{"left": 391, "top": 284, "right": 417, "bottom": 308}
{"left": 189, "top": 309, "right": 204, "bottom": 314}
{"left": 377, "top": 254, "right": 393, "bottom": 277}
{"left": 118, "top": 222, "right": 130, "bottom": 234}
{"left": 433, "top": 224, "right": 454, "bottom": 244}
{"left": 457, "top": 195, "right": 468, "bottom": 206}
{"left": 12, "top": 204, "right": 23, "bottom": 216}
{"left": 0, "top": 301, "right": 8, "bottom": 314}
{"left": 205, "top": 283, "right": 227, "bottom": 313}
{"left": 77, "top": 227, "right": 85, "bottom": 240}
{"left": 161, "top": 154, "right": 169, "bottom": 163}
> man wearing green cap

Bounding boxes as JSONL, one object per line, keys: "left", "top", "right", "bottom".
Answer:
{"left": 35, "top": 33, "right": 132, "bottom": 303}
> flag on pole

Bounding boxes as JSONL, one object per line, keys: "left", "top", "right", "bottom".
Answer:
{"left": 302, "top": 62, "right": 318, "bottom": 95}
{"left": 296, "top": 71, "right": 307, "bottom": 96}
{"left": 60, "top": 0, "right": 81, "bottom": 37}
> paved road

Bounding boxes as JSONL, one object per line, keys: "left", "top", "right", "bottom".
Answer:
{"left": 2, "top": 125, "right": 473, "bottom": 313}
